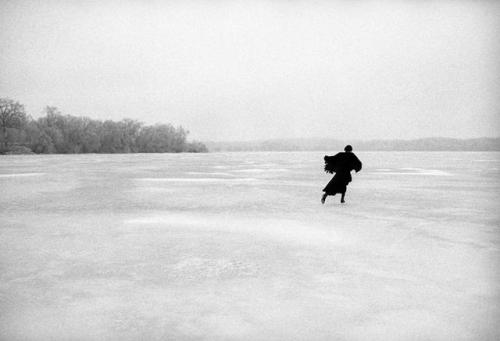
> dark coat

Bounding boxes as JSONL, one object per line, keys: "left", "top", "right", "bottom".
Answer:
{"left": 323, "top": 152, "right": 362, "bottom": 195}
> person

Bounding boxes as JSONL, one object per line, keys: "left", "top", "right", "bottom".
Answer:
{"left": 321, "top": 145, "right": 362, "bottom": 204}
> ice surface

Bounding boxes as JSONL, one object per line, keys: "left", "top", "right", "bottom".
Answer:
{"left": 1, "top": 152, "right": 499, "bottom": 340}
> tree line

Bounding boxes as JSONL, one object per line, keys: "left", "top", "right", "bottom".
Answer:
{"left": 0, "top": 98, "right": 207, "bottom": 154}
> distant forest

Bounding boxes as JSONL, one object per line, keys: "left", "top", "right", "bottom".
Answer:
{"left": 0, "top": 98, "right": 207, "bottom": 154}
{"left": 206, "top": 137, "right": 500, "bottom": 152}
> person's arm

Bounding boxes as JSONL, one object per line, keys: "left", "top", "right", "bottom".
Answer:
{"left": 324, "top": 153, "right": 341, "bottom": 173}
{"left": 353, "top": 155, "right": 362, "bottom": 173}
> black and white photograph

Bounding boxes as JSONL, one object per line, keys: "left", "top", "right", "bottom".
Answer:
{"left": 1, "top": 0, "right": 499, "bottom": 340}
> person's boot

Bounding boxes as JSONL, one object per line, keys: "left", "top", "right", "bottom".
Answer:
{"left": 340, "top": 193, "right": 345, "bottom": 203}
{"left": 321, "top": 194, "right": 327, "bottom": 204}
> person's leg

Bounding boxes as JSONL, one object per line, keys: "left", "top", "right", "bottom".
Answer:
{"left": 321, "top": 193, "right": 327, "bottom": 204}
{"left": 340, "top": 191, "right": 345, "bottom": 203}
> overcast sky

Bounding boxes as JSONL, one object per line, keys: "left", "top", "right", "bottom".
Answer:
{"left": 1, "top": 0, "right": 499, "bottom": 141}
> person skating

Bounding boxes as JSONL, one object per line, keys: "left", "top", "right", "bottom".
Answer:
{"left": 321, "top": 145, "right": 362, "bottom": 204}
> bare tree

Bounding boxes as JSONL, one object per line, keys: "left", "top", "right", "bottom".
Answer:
{"left": 0, "top": 98, "right": 27, "bottom": 151}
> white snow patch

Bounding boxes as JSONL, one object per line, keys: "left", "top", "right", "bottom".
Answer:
{"left": 419, "top": 169, "right": 452, "bottom": 176}
{"left": 232, "top": 168, "right": 289, "bottom": 173}
{"left": 187, "top": 171, "right": 235, "bottom": 177}
{"left": 378, "top": 168, "right": 452, "bottom": 176}
{"left": 135, "top": 177, "right": 258, "bottom": 183}
{"left": 0, "top": 172, "right": 44, "bottom": 178}
{"left": 124, "top": 214, "right": 345, "bottom": 247}
{"left": 232, "top": 169, "right": 267, "bottom": 173}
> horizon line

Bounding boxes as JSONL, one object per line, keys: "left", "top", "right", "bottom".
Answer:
{"left": 203, "top": 136, "right": 500, "bottom": 143}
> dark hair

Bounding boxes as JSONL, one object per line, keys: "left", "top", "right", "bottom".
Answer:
{"left": 344, "top": 145, "right": 353, "bottom": 152}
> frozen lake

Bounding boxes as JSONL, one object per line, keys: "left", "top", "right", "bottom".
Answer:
{"left": 1, "top": 152, "right": 499, "bottom": 340}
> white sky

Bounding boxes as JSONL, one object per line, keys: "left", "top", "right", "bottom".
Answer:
{"left": 1, "top": 0, "right": 499, "bottom": 141}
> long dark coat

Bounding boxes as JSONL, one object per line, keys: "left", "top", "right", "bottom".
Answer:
{"left": 323, "top": 152, "right": 362, "bottom": 195}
